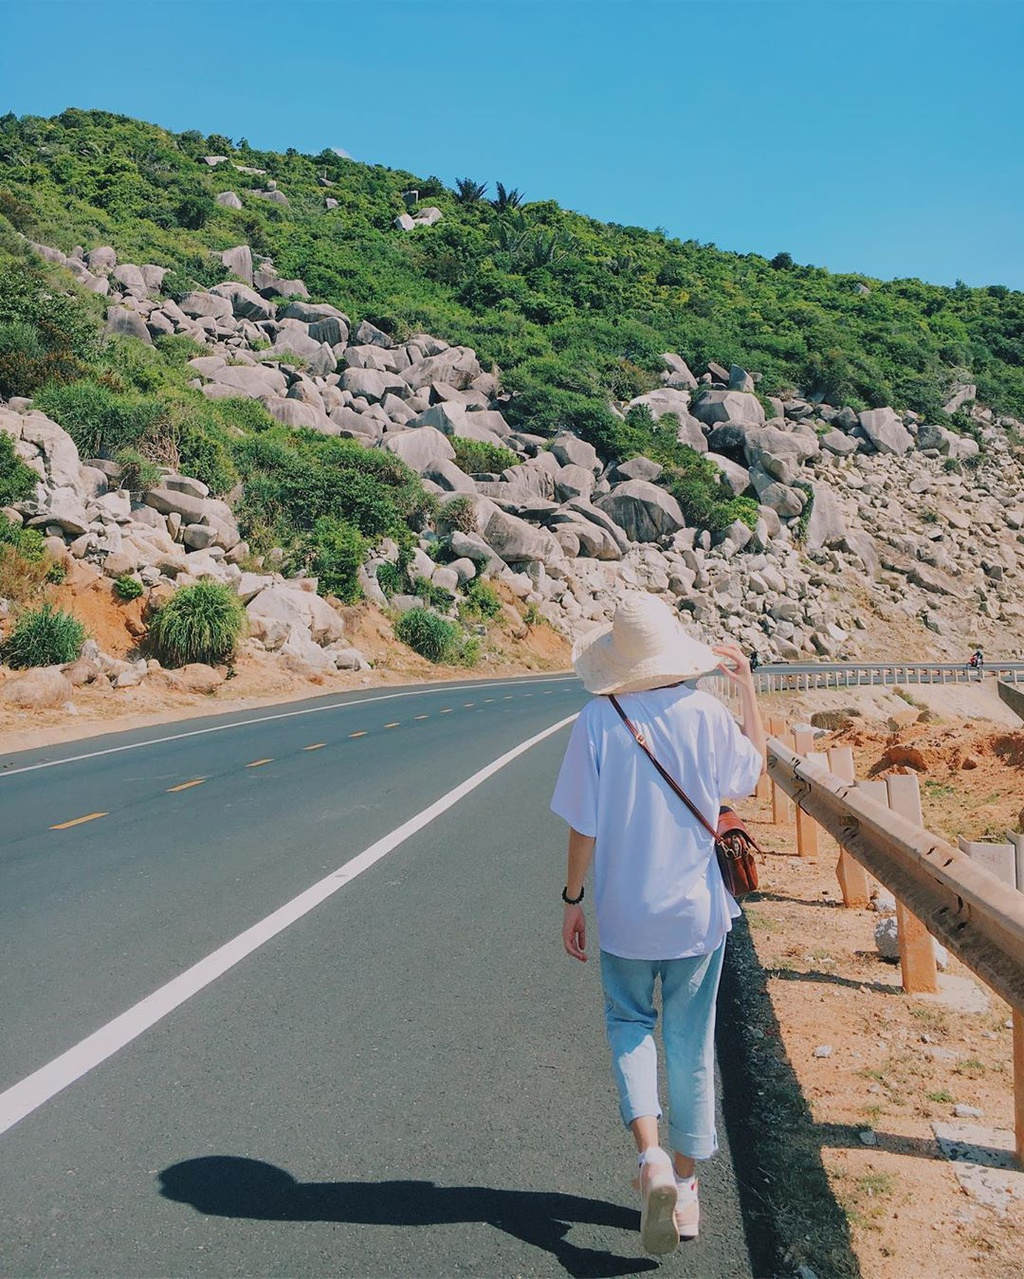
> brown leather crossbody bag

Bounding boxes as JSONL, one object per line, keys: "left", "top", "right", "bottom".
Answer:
{"left": 608, "top": 695, "right": 762, "bottom": 898}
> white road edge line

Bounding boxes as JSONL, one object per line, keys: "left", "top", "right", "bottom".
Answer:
{"left": 0, "top": 712, "right": 579, "bottom": 1139}
{"left": 0, "top": 675, "right": 578, "bottom": 778}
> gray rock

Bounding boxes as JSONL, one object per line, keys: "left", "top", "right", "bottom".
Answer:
{"left": 403, "top": 346, "right": 482, "bottom": 392}
{"left": 382, "top": 426, "right": 456, "bottom": 472}
{"left": 86, "top": 246, "right": 118, "bottom": 275}
{"left": 104, "top": 305, "right": 153, "bottom": 345}
{"left": 0, "top": 666, "right": 74, "bottom": 708}
{"left": 660, "top": 353, "right": 698, "bottom": 388}
{"left": 803, "top": 482, "right": 847, "bottom": 552}
{"left": 610, "top": 456, "right": 663, "bottom": 484}
{"left": 706, "top": 453, "right": 750, "bottom": 496}
{"left": 691, "top": 389, "right": 766, "bottom": 428}
{"left": 821, "top": 429, "right": 860, "bottom": 456}
{"left": 220, "top": 244, "right": 254, "bottom": 286}
{"left": 596, "top": 480, "right": 686, "bottom": 543}
{"left": 111, "top": 263, "right": 149, "bottom": 299}
{"left": 178, "top": 291, "right": 234, "bottom": 321}
{"left": 550, "top": 433, "right": 600, "bottom": 474}
{"left": 210, "top": 281, "right": 275, "bottom": 321}
{"left": 341, "top": 367, "right": 408, "bottom": 404}
{"left": 353, "top": 320, "right": 394, "bottom": 349}
{"left": 482, "top": 508, "right": 562, "bottom": 566}
{"left": 279, "top": 301, "right": 349, "bottom": 325}
{"left": 857, "top": 407, "right": 914, "bottom": 456}
{"left": 215, "top": 191, "right": 243, "bottom": 209}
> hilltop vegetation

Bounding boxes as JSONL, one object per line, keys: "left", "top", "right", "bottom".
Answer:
{"left": 0, "top": 105, "right": 1022, "bottom": 439}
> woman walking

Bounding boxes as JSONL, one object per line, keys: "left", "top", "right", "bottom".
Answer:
{"left": 551, "top": 593, "right": 765, "bottom": 1255}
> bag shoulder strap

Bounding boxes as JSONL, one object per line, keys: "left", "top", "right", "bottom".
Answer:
{"left": 608, "top": 694, "right": 718, "bottom": 840}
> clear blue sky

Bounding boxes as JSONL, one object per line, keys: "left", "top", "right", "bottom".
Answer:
{"left": 4, "top": 0, "right": 1023, "bottom": 289}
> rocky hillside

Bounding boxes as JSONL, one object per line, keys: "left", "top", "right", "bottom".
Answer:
{"left": 2, "top": 227, "right": 1022, "bottom": 711}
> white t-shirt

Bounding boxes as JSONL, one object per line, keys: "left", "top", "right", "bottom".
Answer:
{"left": 550, "top": 685, "right": 763, "bottom": 961}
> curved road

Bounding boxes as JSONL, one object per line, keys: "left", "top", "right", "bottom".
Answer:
{"left": 0, "top": 676, "right": 755, "bottom": 1277}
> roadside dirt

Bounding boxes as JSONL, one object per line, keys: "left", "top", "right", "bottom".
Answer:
{"left": 736, "top": 683, "right": 1023, "bottom": 1279}
{"left": 0, "top": 579, "right": 572, "bottom": 755}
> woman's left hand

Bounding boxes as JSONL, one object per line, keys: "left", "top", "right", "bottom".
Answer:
{"left": 713, "top": 643, "right": 753, "bottom": 685}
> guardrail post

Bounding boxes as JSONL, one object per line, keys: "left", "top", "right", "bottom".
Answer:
{"left": 768, "top": 718, "right": 793, "bottom": 823}
{"left": 793, "top": 727, "right": 820, "bottom": 858}
{"left": 827, "top": 746, "right": 871, "bottom": 907}
{"left": 885, "top": 774, "right": 939, "bottom": 994}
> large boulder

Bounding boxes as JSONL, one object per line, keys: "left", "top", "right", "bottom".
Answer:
{"left": 549, "top": 433, "right": 600, "bottom": 474}
{"left": 691, "top": 389, "right": 766, "bottom": 428}
{"left": 210, "top": 281, "right": 275, "bottom": 321}
{"left": 402, "top": 346, "right": 482, "bottom": 392}
{"left": 802, "top": 482, "right": 848, "bottom": 552}
{"left": 481, "top": 508, "right": 562, "bottom": 566}
{"left": 16, "top": 413, "right": 82, "bottom": 489}
{"left": 340, "top": 367, "right": 408, "bottom": 404}
{"left": 382, "top": 426, "right": 455, "bottom": 471}
{"left": 261, "top": 396, "right": 339, "bottom": 433}
{"left": 220, "top": 245, "right": 254, "bottom": 286}
{"left": 857, "top": 408, "right": 913, "bottom": 455}
{"left": 206, "top": 363, "right": 287, "bottom": 399}
{"left": 0, "top": 666, "right": 73, "bottom": 709}
{"left": 178, "top": 291, "right": 234, "bottom": 321}
{"left": 104, "top": 305, "right": 153, "bottom": 345}
{"left": 595, "top": 480, "right": 686, "bottom": 543}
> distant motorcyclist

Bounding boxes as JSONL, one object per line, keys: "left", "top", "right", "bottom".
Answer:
{"left": 750, "top": 651, "right": 762, "bottom": 671}
{"left": 967, "top": 648, "right": 984, "bottom": 673}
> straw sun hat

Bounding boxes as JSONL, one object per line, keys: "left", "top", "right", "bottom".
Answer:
{"left": 572, "top": 593, "right": 720, "bottom": 695}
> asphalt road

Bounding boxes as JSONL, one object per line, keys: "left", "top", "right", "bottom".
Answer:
{"left": 0, "top": 675, "right": 755, "bottom": 1278}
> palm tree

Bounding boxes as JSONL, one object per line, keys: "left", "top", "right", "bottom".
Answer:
{"left": 492, "top": 182, "right": 524, "bottom": 212}
{"left": 454, "top": 178, "right": 488, "bottom": 204}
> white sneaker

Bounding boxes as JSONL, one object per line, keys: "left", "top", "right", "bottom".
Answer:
{"left": 674, "top": 1175, "right": 699, "bottom": 1240}
{"left": 637, "top": 1148, "right": 679, "bottom": 1256}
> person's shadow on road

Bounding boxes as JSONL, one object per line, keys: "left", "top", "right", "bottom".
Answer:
{"left": 159, "top": 1156, "right": 657, "bottom": 1278}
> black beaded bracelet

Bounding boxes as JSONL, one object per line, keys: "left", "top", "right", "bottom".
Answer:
{"left": 562, "top": 885, "right": 585, "bottom": 905}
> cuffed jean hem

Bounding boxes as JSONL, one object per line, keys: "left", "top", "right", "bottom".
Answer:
{"left": 668, "top": 1126, "right": 719, "bottom": 1161}
{"left": 600, "top": 944, "right": 725, "bottom": 1163}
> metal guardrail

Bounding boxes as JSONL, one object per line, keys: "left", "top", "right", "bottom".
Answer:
{"left": 752, "top": 662, "right": 1024, "bottom": 693}
{"left": 766, "top": 737, "right": 1024, "bottom": 1162}
{"left": 767, "top": 739, "right": 1024, "bottom": 1012}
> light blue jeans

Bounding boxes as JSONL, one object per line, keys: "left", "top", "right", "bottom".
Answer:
{"left": 599, "top": 942, "right": 725, "bottom": 1160}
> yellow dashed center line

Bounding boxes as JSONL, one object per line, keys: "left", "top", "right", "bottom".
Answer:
{"left": 51, "top": 812, "right": 107, "bottom": 830}
{"left": 384, "top": 722, "right": 400, "bottom": 729}
{"left": 483, "top": 698, "right": 494, "bottom": 703}
{"left": 440, "top": 708, "right": 453, "bottom": 714}
{"left": 349, "top": 731, "right": 368, "bottom": 739}
{"left": 167, "top": 779, "right": 205, "bottom": 793}
{"left": 247, "top": 759, "right": 273, "bottom": 768}
{"left": 503, "top": 695, "right": 514, "bottom": 700}
{"left": 414, "top": 715, "right": 429, "bottom": 721}
{"left": 303, "top": 743, "right": 326, "bottom": 751}
{"left": 463, "top": 702, "right": 474, "bottom": 708}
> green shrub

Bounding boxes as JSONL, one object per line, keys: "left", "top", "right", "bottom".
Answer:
{"left": 394, "top": 607, "right": 462, "bottom": 663}
{"left": 451, "top": 437, "right": 519, "bottom": 475}
{"left": 461, "top": 577, "right": 501, "bottom": 621}
{"left": 375, "top": 560, "right": 405, "bottom": 596}
{"left": 284, "top": 516, "right": 365, "bottom": 604}
{"left": 114, "top": 447, "right": 161, "bottom": 495}
{"left": 1, "top": 602, "right": 85, "bottom": 668}
{"left": 35, "top": 379, "right": 165, "bottom": 458}
{"left": 0, "top": 430, "right": 39, "bottom": 506}
{"left": 437, "top": 494, "right": 477, "bottom": 533}
{"left": 114, "top": 574, "right": 144, "bottom": 601}
{"left": 0, "top": 514, "right": 45, "bottom": 561}
{"left": 411, "top": 574, "right": 455, "bottom": 610}
{"left": 147, "top": 580, "right": 246, "bottom": 667}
